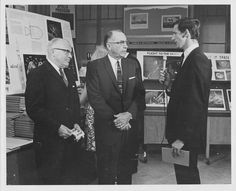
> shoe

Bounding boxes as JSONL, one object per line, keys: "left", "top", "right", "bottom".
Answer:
{"left": 139, "top": 151, "right": 147, "bottom": 163}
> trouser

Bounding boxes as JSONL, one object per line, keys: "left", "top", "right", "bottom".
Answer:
{"left": 35, "top": 138, "right": 83, "bottom": 184}
{"left": 96, "top": 132, "right": 133, "bottom": 184}
{"left": 174, "top": 149, "right": 200, "bottom": 184}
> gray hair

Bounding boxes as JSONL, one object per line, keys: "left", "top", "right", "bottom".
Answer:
{"left": 46, "top": 38, "right": 71, "bottom": 58}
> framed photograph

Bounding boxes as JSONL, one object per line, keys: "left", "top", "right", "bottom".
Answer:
{"left": 161, "top": 15, "right": 181, "bottom": 31}
{"left": 204, "top": 53, "right": 231, "bottom": 81}
{"left": 23, "top": 54, "right": 47, "bottom": 77}
{"left": 208, "top": 89, "right": 226, "bottom": 110}
{"left": 143, "top": 55, "right": 164, "bottom": 80}
{"left": 47, "top": 19, "right": 63, "bottom": 41}
{"left": 145, "top": 90, "right": 167, "bottom": 107}
{"left": 214, "top": 70, "right": 226, "bottom": 81}
{"left": 225, "top": 70, "right": 231, "bottom": 80}
{"left": 130, "top": 13, "right": 148, "bottom": 29}
{"left": 137, "top": 51, "right": 182, "bottom": 80}
{"left": 226, "top": 89, "right": 231, "bottom": 110}
{"left": 215, "top": 60, "right": 230, "bottom": 70}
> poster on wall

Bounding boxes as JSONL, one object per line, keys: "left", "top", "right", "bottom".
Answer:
{"left": 205, "top": 53, "right": 231, "bottom": 81}
{"left": 124, "top": 5, "right": 188, "bottom": 49}
{"left": 50, "top": 5, "right": 75, "bottom": 38}
{"left": 6, "top": 7, "right": 79, "bottom": 95}
{"left": 137, "top": 51, "right": 182, "bottom": 80}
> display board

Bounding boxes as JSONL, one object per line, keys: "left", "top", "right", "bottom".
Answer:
{"left": 124, "top": 5, "right": 188, "bottom": 49}
{"left": 6, "top": 8, "right": 79, "bottom": 95}
{"left": 205, "top": 53, "right": 231, "bottom": 81}
{"left": 137, "top": 51, "right": 231, "bottom": 112}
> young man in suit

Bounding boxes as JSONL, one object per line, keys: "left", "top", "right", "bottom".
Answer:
{"left": 86, "top": 30, "right": 145, "bottom": 184}
{"left": 160, "top": 18, "right": 212, "bottom": 184}
{"left": 25, "top": 38, "right": 84, "bottom": 184}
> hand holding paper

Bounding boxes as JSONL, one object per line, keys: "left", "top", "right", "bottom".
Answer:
{"left": 171, "top": 139, "right": 184, "bottom": 158}
{"left": 71, "top": 123, "right": 85, "bottom": 142}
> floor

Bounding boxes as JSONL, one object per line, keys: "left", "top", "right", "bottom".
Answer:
{"left": 132, "top": 144, "right": 231, "bottom": 184}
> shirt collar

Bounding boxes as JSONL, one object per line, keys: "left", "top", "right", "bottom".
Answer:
{"left": 183, "top": 42, "right": 199, "bottom": 63}
{"left": 47, "top": 58, "right": 61, "bottom": 74}
{"left": 108, "top": 54, "right": 121, "bottom": 64}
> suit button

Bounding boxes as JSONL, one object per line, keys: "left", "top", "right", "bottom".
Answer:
{"left": 66, "top": 107, "right": 69, "bottom": 111}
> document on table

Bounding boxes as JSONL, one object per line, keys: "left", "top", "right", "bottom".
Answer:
{"left": 162, "top": 147, "right": 189, "bottom": 167}
{"left": 7, "top": 137, "right": 33, "bottom": 150}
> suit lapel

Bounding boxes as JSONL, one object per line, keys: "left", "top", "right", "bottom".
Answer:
{"left": 103, "top": 56, "right": 121, "bottom": 93}
{"left": 121, "top": 58, "right": 129, "bottom": 94}
{"left": 45, "top": 61, "right": 68, "bottom": 89}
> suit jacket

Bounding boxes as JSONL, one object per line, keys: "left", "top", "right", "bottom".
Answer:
{"left": 25, "top": 60, "right": 81, "bottom": 147}
{"left": 166, "top": 47, "right": 212, "bottom": 152}
{"left": 86, "top": 55, "right": 145, "bottom": 145}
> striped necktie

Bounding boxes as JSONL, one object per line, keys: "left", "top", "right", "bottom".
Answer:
{"left": 59, "top": 68, "right": 68, "bottom": 87}
{"left": 116, "top": 60, "right": 123, "bottom": 94}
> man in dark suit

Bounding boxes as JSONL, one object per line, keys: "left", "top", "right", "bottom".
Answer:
{"left": 25, "top": 38, "right": 83, "bottom": 184}
{"left": 86, "top": 30, "right": 145, "bottom": 184}
{"left": 160, "top": 18, "right": 212, "bottom": 184}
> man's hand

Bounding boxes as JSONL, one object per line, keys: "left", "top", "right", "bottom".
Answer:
{"left": 159, "top": 69, "right": 171, "bottom": 88}
{"left": 58, "top": 124, "right": 72, "bottom": 139}
{"left": 113, "top": 112, "right": 132, "bottom": 130}
{"left": 171, "top": 139, "right": 184, "bottom": 158}
{"left": 71, "top": 123, "right": 85, "bottom": 142}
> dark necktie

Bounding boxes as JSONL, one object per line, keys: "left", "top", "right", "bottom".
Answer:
{"left": 116, "top": 60, "right": 123, "bottom": 94}
{"left": 177, "top": 53, "right": 184, "bottom": 71}
{"left": 180, "top": 53, "right": 184, "bottom": 67}
{"left": 59, "top": 68, "right": 68, "bottom": 86}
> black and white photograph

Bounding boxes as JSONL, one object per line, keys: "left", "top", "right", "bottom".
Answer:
{"left": 216, "top": 60, "right": 230, "bottom": 70}
{"left": 161, "top": 15, "right": 181, "bottom": 31}
{"left": 130, "top": 13, "right": 148, "bottom": 29}
{"left": 145, "top": 90, "right": 167, "bottom": 107}
{"left": 208, "top": 89, "right": 226, "bottom": 110}
{"left": 226, "top": 70, "right": 231, "bottom": 80}
{"left": 143, "top": 55, "right": 164, "bottom": 80}
{"left": 1, "top": 2, "right": 233, "bottom": 191}
{"left": 23, "top": 54, "right": 47, "bottom": 76}
{"left": 47, "top": 19, "right": 63, "bottom": 40}
{"left": 214, "top": 70, "right": 226, "bottom": 81}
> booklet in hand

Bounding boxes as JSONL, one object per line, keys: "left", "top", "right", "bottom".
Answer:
{"left": 162, "top": 147, "right": 189, "bottom": 167}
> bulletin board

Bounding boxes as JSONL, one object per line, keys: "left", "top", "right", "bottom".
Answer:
{"left": 124, "top": 5, "right": 188, "bottom": 49}
{"left": 5, "top": 8, "right": 79, "bottom": 95}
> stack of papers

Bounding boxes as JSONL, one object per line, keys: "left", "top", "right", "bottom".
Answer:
{"left": 14, "top": 114, "right": 34, "bottom": 138}
{"left": 6, "top": 95, "right": 25, "bottom": 113}
{"left": 6, "top": 112, "right": 21, "bottom": 137}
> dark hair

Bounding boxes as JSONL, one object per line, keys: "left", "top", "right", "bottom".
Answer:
{"left": 174, "top": 18, "right": 200, "bottom": 39}
{"left": 103, "top": 29, "right": 123, "bottom": 48}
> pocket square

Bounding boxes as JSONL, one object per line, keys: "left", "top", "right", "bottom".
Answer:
{"left": 129, "top": 76, "right": 136, "bottom": 80}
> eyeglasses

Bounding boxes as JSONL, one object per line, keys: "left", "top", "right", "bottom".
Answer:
{"left": 53, "top": 48, "right": 72, "bottom": 55}
{"left": 108, "top": 40, "right": 129, "bottom": 45}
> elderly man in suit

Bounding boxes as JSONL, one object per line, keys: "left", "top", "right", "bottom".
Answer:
{"left": 160, "top": 18, "right": 212, "bottom": 184}
{"left": 25, "top": 38, "right": 83, "bottom": 184}
{"left": 86, "top": 30, "right": 145, "bottom": 184}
